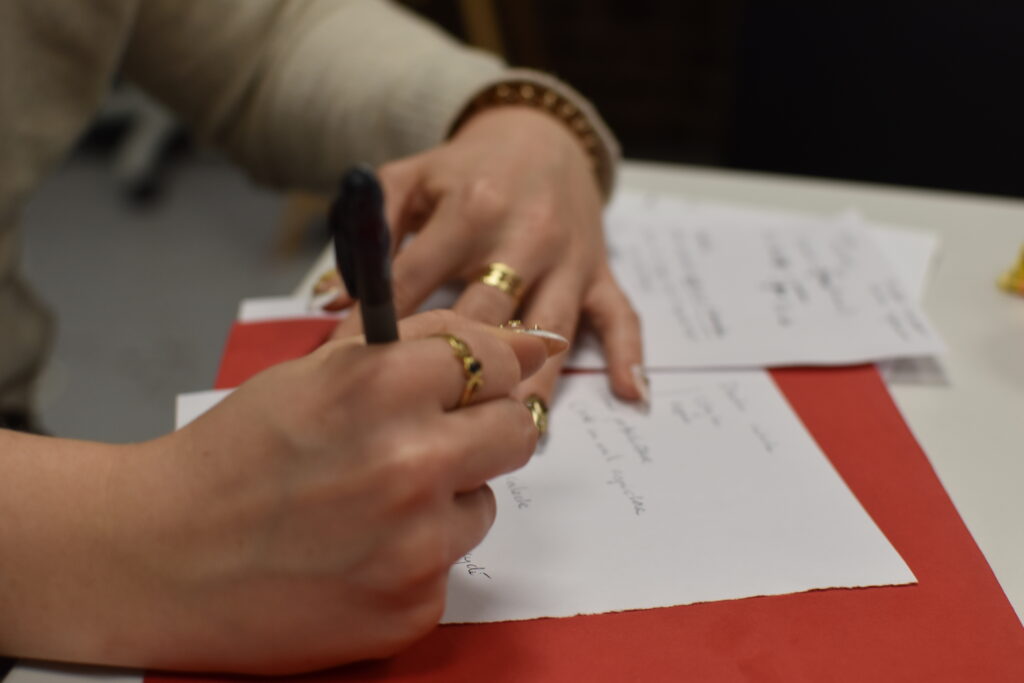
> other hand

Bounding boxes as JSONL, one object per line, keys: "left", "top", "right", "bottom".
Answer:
{"left": 327, "top": 107, "right": 645, "bottom": 406}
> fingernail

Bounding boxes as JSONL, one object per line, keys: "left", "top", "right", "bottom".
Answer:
{"left": 308, "top": 288, "right": 349, "bottom": 312}
{"left": 313, "top": 269, "right": 341, "bottom": 294}
{"left": 631, "top": 364, "right": 651, "bottom": 409}
{"left": 508, "top": 327, "right": 570, "bottom": 355}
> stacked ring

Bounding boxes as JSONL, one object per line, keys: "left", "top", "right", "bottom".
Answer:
{"left": 524, "top": 394, "right": 549, "bottom": 436}
{"left": 433, "top": 334, "right": 484, "bottom": 407}
{"left": 478, "top": 262, "right": 524, "bottom": 299}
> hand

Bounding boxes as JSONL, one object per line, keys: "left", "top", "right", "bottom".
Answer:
{"left": 328, "top": 106, "right": 645, "bottom": 406}
{"left": 2, "top": 311, "right": 551, "bottom": 673}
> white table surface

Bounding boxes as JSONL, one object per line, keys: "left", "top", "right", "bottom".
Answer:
{"left": 7, "top": 161, "right": 1023, "bottom": 683}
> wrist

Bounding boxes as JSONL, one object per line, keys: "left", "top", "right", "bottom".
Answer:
{"left": 0, "top": 433, "right": 129, "bottom": 661}
{"left": 448, "top": 70, "right": 620, "bottom": 199}
{"left": 0, "top": 432, "right": 189, "bottom": 666}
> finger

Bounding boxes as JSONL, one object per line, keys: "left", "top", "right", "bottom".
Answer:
{"left": 327, "top": 311, "right": 558, "bottom": 406}
{"left": 505, "top": 286, "right": 582, "bottom": 434}
{"left": 515, "top": 268, "right": 584, "bottom": 397}
{"left": 453, "top": 255, "right": 549, "bottom": 326}
{"left": 330, "top": 303, "right": 364, "bottom": 339}
{"left": 343, "top": 311, "right": 543, "bottom": 412}
{"left": 388, "top": 196, "right": 474, "bottom": 318}
{"left": 412, "top": 332, "right": 516, "bottom": 411}
{"left": 398, "top": 309, "right": 554, "bottom": 380}
{"left": 378, "top": 156, "right": 433, "bottom": 250}
{"left": 513, "top": 351, "right": 567, "bottom": 408}
{"left": 454, "top": 276, "right": 521, "bottom": 326}
{"left": 311, "top": 270, "right": 353, "bottom": 312}
{"left": 442, "top": 397, "right": 538, "bottom": 491}
{"left": 448, "top": 485, "right": 497, "bottom": 563}
{"left": 583, "top": 266, "right": 646, "bottom": 403}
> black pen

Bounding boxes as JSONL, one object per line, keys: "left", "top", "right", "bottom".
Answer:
{"left": 329, "top": 166, "right": 399, "bottom": 343}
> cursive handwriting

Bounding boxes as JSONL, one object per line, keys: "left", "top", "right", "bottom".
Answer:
{"left": 607, "top": 469, "right": 646, "bottom": 516}
{"left": 454, "top": 554, "right": 492, "bottom": 579}
{"left": 505, "top": 477, "right": 532, "bottom": 510}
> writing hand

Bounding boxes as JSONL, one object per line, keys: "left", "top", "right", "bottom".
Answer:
{"left": 1, "top": 311, "right": 553, "bottom": 673}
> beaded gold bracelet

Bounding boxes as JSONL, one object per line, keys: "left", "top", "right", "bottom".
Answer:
{"left": 449, "top": 80, "right": 614, "bottom": 199}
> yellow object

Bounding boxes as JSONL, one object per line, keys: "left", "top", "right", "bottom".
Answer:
{"left": 433, "top": 334, "right": 484, "bottom": 407}
{"left": 478, "top": 262, "right": 524, "bottom": 299}
{"left": 997, "top": 246, "right": 1024, "bottom": 295}
{"left": 524, "top": 394, "right": 549, "bottom": 436}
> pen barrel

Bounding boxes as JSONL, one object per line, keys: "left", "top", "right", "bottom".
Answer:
{"left": 362, "top": 300, "right": 399, "bottom": 344}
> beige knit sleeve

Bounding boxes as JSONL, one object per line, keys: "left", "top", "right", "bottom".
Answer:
{"left": 122, "top": 0, "right": 507, "bottom": 191}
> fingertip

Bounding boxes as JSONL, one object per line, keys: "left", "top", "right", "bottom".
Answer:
{"left": 612, "top": 363, "right": 650, "bottom": 410}
{"left": 504, "top": 332, "right": 548, "bottom": 380}
{"left": 609, "top": 364, "right": 640, "bottom": 402}
{"left": 330, "top": 307, "right": 364, "bottom": 340}
{"left": 314, "top": 292, "right": 353, "bottom": 312}
{"left": 509, "top": 327, "right": 570, "bottom": 356}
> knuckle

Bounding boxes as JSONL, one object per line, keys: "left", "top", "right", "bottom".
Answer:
{"left": 460, "top": 177, "right": 508, "bottom": 225}
{"left": 522, "top": 197, "right": 558, "bottom": 232}
{"left": 381, "top": 437, "right": 450, "bottom": 505}
{"left": 542, "top": 314, "right": 577, "bottom": 341}
{"left": 430, "top": 307, "right": 462, "bottom": 327}
{"left": 414, "top": 308, "right": 460, "bottom": 334}
{"left": 369, "top": 345, "right": 418, "bottom": 394}
{"left": 389, "top": 274, "right": 418, "bottom": 313}
{"left": 313, "top": 343, "right": 373, "bottom": 400}
{"left": 516, "top": 200, "right": 561, "bottom": 252}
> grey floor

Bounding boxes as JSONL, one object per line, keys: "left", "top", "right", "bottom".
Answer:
{"left": 20, "top": 155, "right": 322, "bottom": 443}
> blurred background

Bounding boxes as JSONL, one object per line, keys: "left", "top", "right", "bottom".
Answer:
{"left": 22, "top": 0, "right": 1023, "bottom": 441}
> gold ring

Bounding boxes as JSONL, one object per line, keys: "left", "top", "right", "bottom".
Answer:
{"left": 524, "top": 394, "right": 548, "bottom": 436}
{"left": 478, "top": 262, "right": 524, "bottom": 299}
{"left": 433, "top": 334, "right": 484, "bottom": 407}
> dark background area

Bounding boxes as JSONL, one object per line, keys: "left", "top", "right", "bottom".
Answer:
{"left": 411, "top": 0, "right": 1024, "bottom": 198}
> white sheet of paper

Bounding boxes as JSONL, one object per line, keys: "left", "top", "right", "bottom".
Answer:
{"left": 441, "top": 371, "right": 915, "bottom": 623}
{"left": 237, "top": 297, "right": 343, "bottom": 322}
{"left": 175, "top": 389, "right": 232, "bottom": 427}
{"left": 867, "top": 225, "right": 940, "bottom": 302}
{"left": 866, "top": 225, "right": 948, "bottom": 385}
{"left": 174, "top": 372, "right": 916, "bottom": 623}
{"left": 569, "top": 192, "right": 944, "bottom": 370}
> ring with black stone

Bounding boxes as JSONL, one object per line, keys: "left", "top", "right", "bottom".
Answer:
{"left": 432, "top": 334, "right": 485, "bottom": 407}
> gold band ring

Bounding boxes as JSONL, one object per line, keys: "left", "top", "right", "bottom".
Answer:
{"left": 478, "top": 262, "right": 524, "bottom": 299}
{"left": 524, "top": 394, "right": 549, "bottom": 436}
{"left": 433, "top": 334, "right": 484, "bottom": 407}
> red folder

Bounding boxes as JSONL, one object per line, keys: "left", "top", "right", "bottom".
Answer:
{"left": 154, "top": 320, "right": 1024, "bottom": 683}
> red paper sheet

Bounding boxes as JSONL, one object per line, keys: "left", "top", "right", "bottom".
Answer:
{"left": 156, "top": 320, "right": 1023, "bottom": 682}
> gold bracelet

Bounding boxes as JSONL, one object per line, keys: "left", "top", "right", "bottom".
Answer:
{"left": 450, "top": 80, "right": 614, "bottom": 199}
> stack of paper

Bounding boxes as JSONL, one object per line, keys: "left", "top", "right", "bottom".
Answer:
{"left": 571, "top": 192, "right": 944, "bottom": 369}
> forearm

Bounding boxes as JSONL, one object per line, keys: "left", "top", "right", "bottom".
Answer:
{"left": 123, "top": 0, "right": 504, "bottom": 191}
{"left": 0, "top": 431, "right": 166, "bottom": 664}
